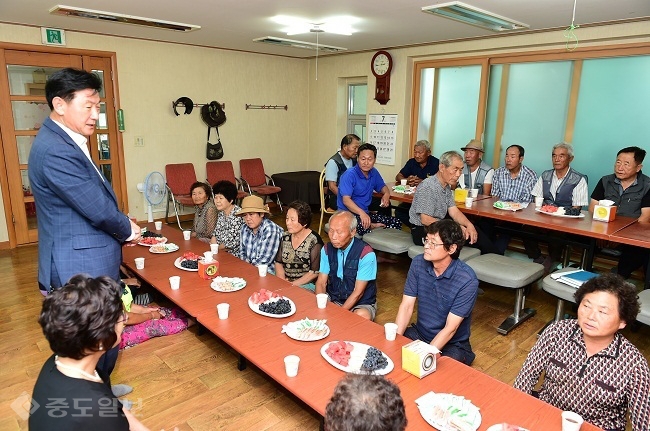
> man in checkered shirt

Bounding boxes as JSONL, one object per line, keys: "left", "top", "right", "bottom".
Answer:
{"left": 491, "top": 144, "right": 537, "bottom": 203}
{"left": 514, "top": 274, "right": 649, "bottom": 431}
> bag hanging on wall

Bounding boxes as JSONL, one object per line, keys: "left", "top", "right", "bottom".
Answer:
{"left": 201, "top": 100, "right": 227, "bottom": 160}
{"left": 206, "top": 126, "right": 224, "bottom": 160}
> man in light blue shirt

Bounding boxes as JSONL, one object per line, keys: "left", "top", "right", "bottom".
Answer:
{"left": 316, "top": 211, "right": 378, "bottom": 320}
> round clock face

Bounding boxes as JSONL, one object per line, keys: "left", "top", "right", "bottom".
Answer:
{"left": 373, "top": 54, "right": 390, "bottom": 76}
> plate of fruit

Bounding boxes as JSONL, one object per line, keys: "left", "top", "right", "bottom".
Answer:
{"left": 248, "top": 288, "right": 296, "bottom": 318}
{"left": 282, "top": 318, "right": 330, "bottom": 341}
{"left": 536, "top": 205, "right": 584, "bottom": 218}
{"left": 174, "top": 252, "right": 202, "bottom": 271}
{"left": 320, "top": 340, "right": 393, "bottom": 375}
{"left": 138, "top": 231, "right": 167, "bottom": 246}
{"left": 149, "top": 243, "right": 179, "bottom": 253}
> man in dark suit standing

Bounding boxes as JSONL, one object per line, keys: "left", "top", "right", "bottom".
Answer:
{"left": 28, "top": 68, "right": 140, "bottom": 390}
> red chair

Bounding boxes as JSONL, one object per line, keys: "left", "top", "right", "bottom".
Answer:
{"left": 239, "top": 158, "right": 282, "bottom": 212}
{"left": 165, "top": 163, "right": 197, "bottom": 228}
{"left": 205, "top": 161, "right": 248, "bottom": 202}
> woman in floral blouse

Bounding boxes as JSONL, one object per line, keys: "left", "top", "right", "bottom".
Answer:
{"left": 210, "top": 180, "right": 245, "bottom": 255}
{"left": 275, "top": 200, "right": 323, "bottom": 292}
{"left": 190, "top": 182, "right": 217, "bottom": 243}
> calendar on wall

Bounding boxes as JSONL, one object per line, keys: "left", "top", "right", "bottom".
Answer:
{"left": 368, "top": 114, "right": 397, "bottom": 165}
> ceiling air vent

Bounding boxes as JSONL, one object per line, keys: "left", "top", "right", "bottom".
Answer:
{"left": 422, "top": 1, "right": 528, "bottom": 32}
{"left": 49, "top": 5, "right": 201, "bottom": 32}
{"left": 253, "top": 36, "right": 346, "bottom": 53}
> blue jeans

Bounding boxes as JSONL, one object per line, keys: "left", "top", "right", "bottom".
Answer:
{"left": 404, "top": 324, "right": 475, "bottom": 366}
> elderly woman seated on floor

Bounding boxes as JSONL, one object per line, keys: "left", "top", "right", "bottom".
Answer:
{"left": 274, "top": 200, "right": 323, "bottom": 292}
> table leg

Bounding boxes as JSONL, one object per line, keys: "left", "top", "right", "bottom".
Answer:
{"left": 238, "top": 355, "right": 247, "bottom": 371}
{"left": 497, "top": 287, "right": 536, "bottom": 335}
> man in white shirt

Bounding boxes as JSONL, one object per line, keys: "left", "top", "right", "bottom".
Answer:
{"left": 527, "top": 142, "right": 588, "bottom": 269}
{"left": 29, "top": 68, "right": 140, "bottom": 385}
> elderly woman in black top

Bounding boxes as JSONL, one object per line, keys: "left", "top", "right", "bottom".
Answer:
{"left": 30, "top": 275, "right": 148, "bottom": 431}
{"left": 274, "top": 200, "right": 323, "bottom": 291}
{"left": 190, "top": 181, "right": 217, "bottom": 243}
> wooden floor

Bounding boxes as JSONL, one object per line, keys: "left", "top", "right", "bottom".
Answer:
{"left": 1, "top": 212, "right": 648, "bottom": 430}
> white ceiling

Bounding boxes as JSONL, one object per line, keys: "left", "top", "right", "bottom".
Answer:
{"left": 1, "top": 0, "right": 648, "bottom": 58}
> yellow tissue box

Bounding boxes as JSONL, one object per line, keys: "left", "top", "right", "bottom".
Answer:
{"left": 454, "top": 188, "right": 468, "bottom": 203}
{"left": 402, "top": 340, "right": 439, "bottom": 378}
{"left": 593, "top": 205, "right": 617, "bottom": 222}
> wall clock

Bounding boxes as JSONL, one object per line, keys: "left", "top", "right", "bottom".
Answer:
{"left": 371, "top": 50, "right": 392, "bottom": 105}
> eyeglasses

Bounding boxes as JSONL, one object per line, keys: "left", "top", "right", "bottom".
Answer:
{"left": 422, "top": 238, "right": 445, "bottom": 249}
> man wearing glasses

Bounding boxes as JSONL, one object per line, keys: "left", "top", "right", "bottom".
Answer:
{"left": 393, "top": 220, "right": 479, "bottom": 365}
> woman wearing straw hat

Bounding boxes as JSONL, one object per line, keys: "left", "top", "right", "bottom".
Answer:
{"left": 236, "top": 195, "right": 283, "bottom": 271}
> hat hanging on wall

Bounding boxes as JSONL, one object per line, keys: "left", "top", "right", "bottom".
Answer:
{"left": 200, "top": 101, "right": 227, "bottom": 127}
{"left": 173, "top": 97, "right": 194, "bottom": 116}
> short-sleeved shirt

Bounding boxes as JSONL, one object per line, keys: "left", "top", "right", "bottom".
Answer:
{"left": 404, "top": 256, "right": 479, "bottom": 345}
{"left": 319, "top": 238, "right": 377, "bottom": 281}
{"left": 275, "top": 230, "right": 323, "bottom": 282}
{"left": 337, "top": 165, "right": 386, "bottom": 213}
{"left": 409, "top": 175, "right": 455, "bottom": 226}
{"left": 591, "top": 173, "right": 650, "bottom": 218}
{"left": 399, "top": 155, "right": 440, "bottom": 180}
{"left": 457, "top": 166, "right": 494, "bottom": 189}
{"left": 491, "top": 165, "right": 537, "bottom": 202}
{"left": 212, "top": 204, "right": 245, "bottom": 256}
{"left": 325, "top": 153, "right": 355, "bottom": 183}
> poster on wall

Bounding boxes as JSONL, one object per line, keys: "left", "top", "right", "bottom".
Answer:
{"left": 368, "top": 114, "right": 397, "bottom": 166}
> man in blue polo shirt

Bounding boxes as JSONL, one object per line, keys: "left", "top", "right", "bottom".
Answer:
{"left": 394, "top": 219, "right": 479, "bottom": 365}
{"left": 338, "top": 143, "right": 402, "bottom": 236}
{"left": 316, "top": 211, "right": 378, "bottom": 320}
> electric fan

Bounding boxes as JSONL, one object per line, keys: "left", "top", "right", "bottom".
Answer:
{"left": 138, "top": 171, "right": 166, "bottom": 222}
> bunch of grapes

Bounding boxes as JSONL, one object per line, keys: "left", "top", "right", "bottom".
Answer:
{"left": 259, "top": 298, "right": 292, "bottom": 314}
{"left": 142, "top": 231, "right": 162, "bottom": 238}
{"left": 563, "top": 207, "right": 582, "bottom": 216}
{"left": 361, "top": 347, "right": 388, "bottom": 372}
{"left": 180, "top": 259, "right": 198, "bottom": 269}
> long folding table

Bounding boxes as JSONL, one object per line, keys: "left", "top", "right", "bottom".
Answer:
{"left": 123, "top": 224, "right": 601, "bottom": 430}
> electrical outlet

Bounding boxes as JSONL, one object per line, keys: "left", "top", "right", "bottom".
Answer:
{"left": 135, "top": 136, "right": 144, "bottom": 147}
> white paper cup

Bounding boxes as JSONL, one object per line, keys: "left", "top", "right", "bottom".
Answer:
{"left": 154, "top": 221, "right": 162, "bottom": 230}
{"left": 203, "top": 251, "right": 213, "bottom": 262}
{"left": 258, "top": 264, "right": 268, "bottom": 277}
{"left": 470, "top": 188, "right": 479, "bottom": 197}
{"left": 464, "top": 197, "right": 474, "bottom": 208}
{"left": 217, "top": 303, "right": 230, "bottom": 320}
{"left": 535, "top": 196, "right": 544, "bottom": 208}
{"left": 134, "top": 257, "right": 145, "bottom": 270}
{"left": 183, "top": 230, "right": 191, "bottom": 240}
{"left": 561, "top": 411, "right": 584, "bottom": 431}
{"left": 400, "top": 179, "right": 408, "bottom": 186}
{"left": 316, "top": 293, "right": 328, "bottom": 309}
{"left": 384, "top": 323, "right": 398, "bottom": 341}
{"left": 284, "top": 355, "right": 300, "bottom": 377}
{"left": 169, "top": 276, "right": 180, "bottom": 290}
{"left": 210, "top": 243, "right": 219, "bottom": 255}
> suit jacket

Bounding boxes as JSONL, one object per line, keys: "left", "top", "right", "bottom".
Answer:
{"left": 28, "top": 117, "right": 132, "bottom": 289}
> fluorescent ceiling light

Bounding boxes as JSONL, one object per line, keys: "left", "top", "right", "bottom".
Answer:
{"left": 421, "top": 1, "right": 529, "bottom": 32}
{"left": 50, "top": 5, "right": 200, "bottom": 32}
{"left": 253, "top": 36, "right": 347, "bottom": 53}
{"left": 271, "top": 15, "right": 358, "bottom": 36}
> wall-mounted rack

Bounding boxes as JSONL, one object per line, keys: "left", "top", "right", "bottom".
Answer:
{"left": 245, "top": 104, "right": 288, "bottom": 110}
{"left": 172, "top": 98, "right": 225, "bottom": 116}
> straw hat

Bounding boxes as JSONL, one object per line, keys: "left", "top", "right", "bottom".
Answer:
{"left": 460, "top": 139, "right": 485, "bottom": 152}
{"left": 236, "top": 195, "right": 269, "bottom": 215}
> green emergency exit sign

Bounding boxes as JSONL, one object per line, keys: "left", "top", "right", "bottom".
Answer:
{"left": 40, "top": 28, "right": 66, "bottom": 46}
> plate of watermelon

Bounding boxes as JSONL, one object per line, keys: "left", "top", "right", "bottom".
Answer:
{"left": 138, "top": 236, "right": 167, "bottom": 246}
{"left": 248, "top": 288, "right": 296, "bottom": 318}
{"left": 536, "top": 205, "right": 584, "bottom": 218}
{"left": 174, "top": 252, "right": 202, "bottom": 272}
{"left": 320, "top": 340, "right": 394, "bottom": 375}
